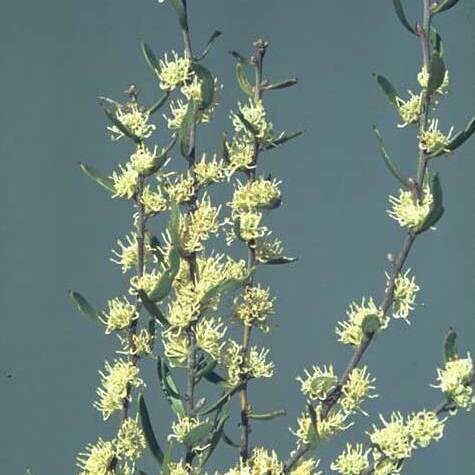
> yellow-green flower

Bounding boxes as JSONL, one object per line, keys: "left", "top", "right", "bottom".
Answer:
{"left": 116, "top": 417, "right": 146, "bottom": 461}
{"left": 108, "top": 103, "right": 156, "bottom": 141}
{"left": 406, "top": 410, "right": 445, "bottom": 448}
{"left": 419, "top": 118, "right": 454, "bottom": 153}
{"left": 233, "top": 285, "right": 275, "bottom": 331}
{"left": 396, "top": 91, "right": 422, "bottom": 128}
{"left": 194, "top": 153, "right": 226, "bottom": 185}
{"left": 230, "top": 177, "right": 281, "bottom": 211}
{"left": 290, "top": 458, "right": 322, "bottom": 475}
{"left": 340, "top": 366, "right": 377, "bottom": 414}
{"left": 77, "top": 438, "right": 115, "bottom": 475}
{"left": 387, "top": 186, "right": 432, "bottom": 231}
{"left": 111, "top": 164, "right": 139, "bottom": 199}
{"left": 388, "top": 269, "right": 419, "bottom": 322}
{"left": 101, "top": 297, "right": 137, "bottom": 334}
{"left": 297, "top": 364, "right": 337, "bottom": 401}
{"left": 231, "top": 99, "right": 273, "bottom": 141}
{"left": 331, "top": 443, "right": 370, "bottom": 475}
{"left": 158, "top": 51, "right": 192, "bottom": 91}
{"left": 369, "top": 412, "right": 412, "bottom": 460}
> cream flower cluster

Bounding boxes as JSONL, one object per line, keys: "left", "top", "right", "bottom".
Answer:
{"left": 387, "top": 186, "right": 433, "bottom": 231}
{"left": 111, "top": 233, "right": 156, "bottom": 273}
{"left": 233, "top": 285, "right": 275, "bottom": 331}
{"left": 340, "top": 366, "right": 378, "bottom": 415}
{"left": 194, "top": 153, "right": 226, "bottom": 185}
{"left": 101, "top": 297, "right": 137, "bottom": 333}
{"left": 396, "top": 91, "right": 422, "bottom": 128}
{"left": 107, "top": 103, "right": 156, "bottom": 141}
{"left": 419, "top": 119, "right": 453, "bottom": 154}
{"left": 230, "top": 178, "right": 281, "bottom": 212}
{"left": 297, "top": 364, "right": 338, "bottom": 401}
{"left": 387, "top": 269, "right": 419, "bottom": 322}
{"left": 433, "top": 353, "right": 474, "bottom": 410}
{"left": 331, "top": 443, "right": 370, "bottom": 475}
{"left": 231, "top": 99, "right": 273, "bottom": 141}
{"left": 158, "top": 51, "right": 192, "bottom": 91}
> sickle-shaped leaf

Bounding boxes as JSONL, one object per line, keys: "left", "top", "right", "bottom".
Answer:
{"left": 157, "top": 357, "right": 186, "bottom": 416}
{"left": 144, "top": 135, "right": 176, "bottom": 176}
{"left": 148, "top": 92, "right": 170, "bottom": 115}
{"left": 263, "top": 78, "right": 298, "bottom": 91}
{"left": 182, "top": 421, "right": 214, "bottom": 446}
{"left": 443, "top": 328, "right": 458, "bottom": 363}
{"left": 306, "top": 403, "right": 319, "bottom": 446}
{"left": 222, "top": 432, "right": 239, "bottom": 448}
{"left": 149, "top": 248, "right": 181, "bottom": 302}
{"left": 69, "top": 291, "right": 103, "bottom": 324}
{"left": 197, "top": 30, "right": 222, "bottom": 60}
{"left": 141, "top": 41, "right": 160, "bottom": 76}
{"left": 432, "top": 0, "right": 460, "bottom": 15}
{"left": 392, "top": 0, "right": 416, "bottom": 35}
{"left": 138, "top": 290, "right": 169, "bottom": 327}
{"left": 373, "top": 127, "right": 409, "bottom": 187}
{"left": 139, "top": 395, "right": 165, "bottom": 464}
{"left": 416, "top": 172, "right": 444, "bottom": 234}
{"left": 373, "top": 74, "right": 399, "bottom": 107}
{"left": 231, "top": 51, "right": 254, "bottom": 96}
{"left": 248, "top": 409, "right": 287, "bottom": 421}
{"left": 179, "top": 100, "right": 198, "bottom": 157}
{"left": 168, "top": 0, "right": 188, "bottom": 29}
{"left": 431, "top": 116, "right": 475, "bottom": 158}
{"left": 79, "top": 162, "right": 115, "bottom": 193}
{"left": 260, "top": 255, "right": 298, "bottom": 265}
{"left": 197, "top": 413, "right": 230, "bottom": 468}
{"left": 427, "top": 53, "right": 446, "bottom": 96}
{"left": 196, "top": 385, "right": 242, "bottom": 416}
{"left": 263, "top": 130, "right": 304, "bottom": 151}
{"left": 191, "top": 63, "right": 215, "bottom": 110}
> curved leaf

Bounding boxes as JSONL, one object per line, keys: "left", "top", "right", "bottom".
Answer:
{"left": 392, "top": 0, "right": 416, "bottom": 35}
{"left": 197, "top": 30, "right": 222, "bottom": 60}
{"left": 157, "top": 357, "right": 186, "bottom": 417}
{"left": 263, "top": 78, "right": 298, "bottom": 91}
{"left": 148, "top": 92, "right": 170, "bottom": 115}
{"left": 416, "top": 172, "right": 444, "bottom": 234}
{"left": 79, "top": 162, "right": 115, "bottom": 193}
{"left": 196, "top": 385, "right": 242, "bottom": 416}
{"left": 102, "top": 106, "right": 141, "bottom": 143}
{"left": 191, "top": 63, "right": 215, "bottom": 110}
{"left": 138, "top": 290, "right": 169, "bottom": 327}
{"left": 144, "top": 135, "right": 176, "bottom": 176}
{"left": 69, "top": 291, "right": 103, "bottom": 324}
{"left": 182, "top": 421, "right": 214, "bottom": 446}
{"left": 431, "top": 116, "right": 475, "bottom": 157}
{"left": 139, "top": 395, "right": 164, "bottom": 464}
{"left": 373, "top": 127, "right": 409, "bottom": 187}
{"left": 160, "top": 441, "right": 174, "bottom": 475}
{"left": 427, "top": 53, "right": 446, "bottom": 96}
{"left": 231, "top": 51, "right": 254, "bottom": 96}
{"left": 248, "top": 409, "right": 287, "bottom": 421}
{"left": 263, "top": 130, "right": 304, "bottom": 151}
{"left": 260, "top": 256, "right": 298, "bottom": 265}
{"left": 443, "top": 328, "right": 458, "bottom": 363}
{"left": 432, "top": 0, "right": 460, "bottom": 15}
{"left": 373, "top": 74, "right": 399, "bottom": 107}
{"left": 179, "top": 100, "right": 198, "bottom": 157}
{"left": 141, "top": 41, "right": 160, "bottom": 76}
{"left": 168, "top": 0, "right": 188, "bottom": 29}
{"left": 149, "top": 248, "right": 181, "bottom": 302}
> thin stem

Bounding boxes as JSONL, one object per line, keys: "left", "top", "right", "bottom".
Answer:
{"left": 238, "top": 39, "right": 268, "bottom": 462}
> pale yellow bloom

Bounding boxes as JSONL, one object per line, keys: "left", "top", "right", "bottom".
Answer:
{"left": 101, "top": 297, "right": 137, "bottom": 334}
{"left": 248, "top": 447, "right": 283, "bottom": 475}
{"left": 331, "top": 443, "right": 370, "bottom": 475}
{"left": 77, "top": 438, "right": 115, "bottom": 475}
{"left": 417, "top": 67, "right": 449, "bottom": 94}
{"left": 340, "top": 366, "right": 377, "bottom": 414}
{"left": 163, "top": 329, "right": 189, "bottom": 367}
{"left": 406, "top": 410, "right": 445, "bottom": 448}
{"left": 108, "top": 103, "right": 155, "bottom": 141}
{"left": 111, "top": 164, "right": 139, "bottom": 199}
{"left": 194, "top": 153, "right": 226, "bottom": 185}
{"left": 290, "top": 458, "right": 322, "bottom": 475}
{"left": 388, "top": 269, "right": 419, "bottom": 322}
{"left": 141, "top": 184, "right": 168, "bottom": 215}
{"left": 226, "top": 136, "right": 255, "bottom": 176}
{"left": 336, "top": 297, "right": 389, "bottom": 346}
{"left": 255, "top": 236, "right": 286, "bottom": 263}
{"left": 230, "top": 178, "right": 281, "bottom": 212}
{"left": 369, "top": 412, "right": 412, "bottom": 460}
{"left": 169, "top": 416, "right": 208, "bottom": 450}
{"left": 158, "top": 51, "right": 192, "bottom": 91}
{"left": 396, "top": 91, "right": 422, "bottom": 128}
{"left": 94, "top": 359, "right": 143, "bottom": 420}
{"left": 118, "top": 328, "right": 154, "bottom": 356}
{"left": 165, "top": 172, "right": 196, "bottom": 204}
{"left": 419, "top": 118, "right": 454, "bottom": 153}
{"left": 111, "top": 233, "right": 156, "bottom": 273}
{"left": 232, "top": 210, "right": 269, "bottom": 244}
{"left": 433, "top": 353, "right": 474, "bottom": 410}
{"left": 387, "top": 186, "right": 432, "bottom": 231}
{"left": 231, "top": 99, "right": 273, "bottom": 141}
{"left": 116, "top": 417, "right": 146, "bottom": 460}
{"left": 129, "top": 267, "right": 162, "bottom": 296}
{"left": 195, "top": 317, "right": 227, "bottom": 361}
{"left": 233, "top": 285, "right": 275, "bottom": 331}
{"left": 168, "top": 461, "right": 192, "bottom": 475}
{"left": 297, "top": 364, "right": 337, "bottom": 401}
{"left": 165, "top": 99, "right": 188, "bottom": 130}
{"left": 129, "top": 145, "right": 157, "bottom": 174}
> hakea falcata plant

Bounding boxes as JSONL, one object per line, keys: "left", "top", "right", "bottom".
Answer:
{"left": 68, "top": 1, "right": 475, "bottom": 475}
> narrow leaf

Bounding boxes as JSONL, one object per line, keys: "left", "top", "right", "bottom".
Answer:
{"left": 416, "top": 172, "right": 444, "bottom": 233}
{"left": 79, "top": 162, "right": 115, "bottom": 193}
{"left": 260, "top": 256, "right": 298, "bottom": 265}
{"left": 102, "top": 107, "right": 140, "bottom": 143}
{"left": 427, "top": 53, "right": 446, "bottom": 96}
{"left": 429, "top": 28, "right": 444, "bottom": 57}
{"left": 144, "top": 135, "right": 176, "bottom": 175}
{"left": 373, "top": 74, "right": 399, "bottom": 106}
{"left": 222, "top": 432, "right": 239, "bottom": 448}
{"left": 248, "top": 409, "right": 287, "bottom": 421}
{"left": 263, "top": 78, "right": 298, "bottom": 91}
{"left": 157, "top": 357, "right": 186, "bottom": 416}
{"left": 431, "top": 116, "right": 475, "bottom": 157}
{"left": 197, "top": 413, "right": 229, "bottom": 468}
{"left": 392, "top": 0, "right": 416, "bottom": 35}
{"left": 204, "top": 370, "right": 227, "bottom": 385}
{"left": 197, "top": 386, "right": 242, "bottom": 416}
{"left": 443, "top": 328, "right": 458, "bottom": 363}
{"left": 141, "top": 41, "right": 160, "bottom": 75}
{"left": 168, "top": 0, "right": 187, "bottom": 29}
{"left": 69, "top": 291, "right": 102, "bottom": 324}
{"left": 373, "top": 127, "right": 409, "bottom": 187}
{"left": 432, "top": 0, "right": 460, "bottom": 15}
{"left": 149, "top": 248, "right": 181, "bottom": 302}
{"left": 182, "top": 421, "right": 214, "bottom": 446}
{"left": 179, "top": 100, "right": 198, "bottom": 157}
{"left": 198, "top": 30, "right": 222, "bottom": 60}
{"left": 191, "top": 63, "right": 215, "bottom": 110}
{"left": 138, "top": 290, "right": 169, "bottom": 327}
{"left": 306, "top": 403, "right": 319, "bottom": 446}
{"left": 232, "top": 52, "right": 254, "bottom": 96}
{"left": 263, "top": 130, "right": 304, "bottom": 151}
{"left": 160, "top": 442, "right": 174, "bottom": 475}
{"left": 148, "top": 92, "right": 170, "bottom": 115}
{"left": 139, "top": 395, "right": 164, "bottom": 464}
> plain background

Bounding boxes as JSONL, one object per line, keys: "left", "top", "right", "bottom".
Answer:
{"left": 1, "top": 0, "right": 474, "bottom": 473}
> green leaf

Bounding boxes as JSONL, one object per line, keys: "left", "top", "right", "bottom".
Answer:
{"left": 141, "top": 41, "right": 160, "bottom": 76}
{"left": 416, "top": 172, "right": 444, "bottom": 233}
{"left": 432, "top": 0, "right": 460, "bottom": 15}
{"left": 69, "top": 291, "right": 102, "bottom": 324}
{"left": 191, "top": 63, "right": 215, "bottom": 110}
{"left": 144, "top": 135, "right": 176, "bottom": 176}
{"left": 309, "top": 376, "right": 338, "bottom": 396}
{"left": 197, "top": 413, "right": 229, "bottom": 468}
{"left": 232, "top": 52, "right": 254, "bottom": 96}
{"left": 182, "top": 421, "right": 214, "bottom": 446}
{"left": 373, "top": 74, "right": 399, "bottom": 107}
{"left": 197, "top": 385, "right": 242, "bottom": 416}
{"left": 200, "top": 268, "right": 255, "bottom": 309}
{"left": 79, "top": 162, "right": 115, "bottom": 193}
{"left": 194, "top": 358, "right": 218, "bottom": 383}
{"left": 431, "top": 116, "right": 475, "bottom": 157}
{"left": 392, "top": 0, "right": 416, "bottom": 35}
{"left": 160, "top": 441, "right": 174, "bottom": 475}
{"left": 204, "top": 369, "right": 227, "bottom": 385}
{"left": 260, "top": 256, "right": 298, "bottom": 265}
{"left": 138, "top": 290, "right": 169, "bottom": 327}
{"left": 373, "top": 127, "right": 409, "bottom": 187}
{"left": 362, "top": 314, "right": 381, "bottom": 337}
{"left": 236, "top": 111, "right": 258, "bottom": 136}
{"left": 139, "top": 395, "right": 164, "bottom": 465}
{"left": 443, "top": 328, "right": 458, "bottom": 363}
{"left": 148, "top": 92, "right": 170, "bottom": 115}
{"left": 222, "top": 432, "right": 239, "bottom": 448}
{"left": 429, "top": 28, "right": 444, "bottom": 57}
{"left": 167, "top": 201, "right": 182, "bottom": 248}
{"left": 179, "top": 100, "right": 198, "bottom": 157}
{"left": 263, "top": 130, "right": 304, "bottom": 151}
{"left": 102, "top": 106, "right": 141, "bottom": 143}
{"left": 157, "top": 357, "right": 186, "bottom": 417}
{"left": 306, "top": 403, "right": 319, "bottom": 446}
{"left": 263, "top": 78, "right": 298, "bottom": 91}
{"left": 427, "top": 53, "right": 446, "bottom": 96}
{"left": 168, "top": 0, "right": 188, "bottom": 29}
{"left": 198, "top": 30, "right": 222, "bottom": 60}
{"left": 149, "top": 248, "right": 181, "bottom": 302}
{"left": 248, "top": 409, "right": 287, "bottom": 421}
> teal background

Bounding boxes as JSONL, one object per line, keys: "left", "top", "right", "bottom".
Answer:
{"left": 1, "top": 0, "right": 474, "bottom": 473}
